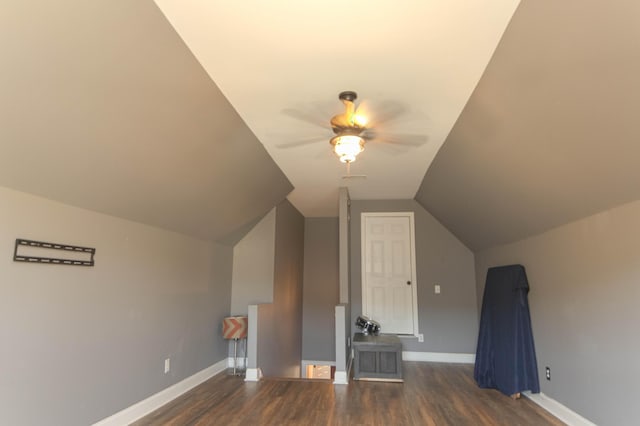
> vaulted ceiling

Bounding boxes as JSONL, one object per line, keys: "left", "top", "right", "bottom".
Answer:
{"left": 153, "top": 0, "right": 519, "bottom": 218}
{"left": 2, "top": 1, "right": 639, "bottom": 251}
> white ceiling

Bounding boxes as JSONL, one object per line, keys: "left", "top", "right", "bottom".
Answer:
{"left": 154, "top": 0, "right": 520, "bottom": 217}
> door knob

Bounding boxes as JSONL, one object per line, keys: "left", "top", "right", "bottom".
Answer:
{"left": 406, "top": 281, "right": 411, "bottom": 285}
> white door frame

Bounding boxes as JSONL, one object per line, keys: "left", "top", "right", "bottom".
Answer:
{"left": 361, "top": 212, "right": 420, "bottom": 336}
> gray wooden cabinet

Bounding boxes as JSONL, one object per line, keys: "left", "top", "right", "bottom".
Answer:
{"left": 353, "top": 333, "right": 403, "bottom": 382}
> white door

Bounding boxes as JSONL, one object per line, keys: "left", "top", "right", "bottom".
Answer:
{"left": 361, "top": 213, "right": 417, "bottom": 335}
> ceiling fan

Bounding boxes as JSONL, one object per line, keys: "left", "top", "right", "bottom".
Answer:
{"left": 278, "top": 91, "right": 427, "bottom": 173}
{"left": 328, "top": 91, "right": 368, "bottom": 164}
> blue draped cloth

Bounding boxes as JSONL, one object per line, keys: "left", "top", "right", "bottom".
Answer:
{"left": 474, "top": 264, "right": 540, "bottom": 395}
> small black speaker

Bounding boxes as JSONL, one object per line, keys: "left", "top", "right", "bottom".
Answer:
{"left": 355, "top": 315, "right": 381, "bottom": 335}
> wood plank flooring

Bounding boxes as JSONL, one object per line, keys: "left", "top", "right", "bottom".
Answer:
{"left": 133, "top": 362, "right": 565, "bottom": 426}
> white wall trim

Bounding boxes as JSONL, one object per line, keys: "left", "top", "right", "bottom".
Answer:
{"left": 244, "top": 367, "right": 262, "bottom": 382}
{"left": 333, "top": 370, "right": 349, "bottom": 385}
{"left": 92, "top": 358, "right": 228, "bottom": 426}
{"left": 401, "top": 351, "right": 594, "bottom": 425}
{"left": 402, "top": 351, "right": 475, "bottom": 364}
{"left": 91, "top": 354, "right": 591, "bottom": 426}
{"left": 523, "top": 392, "right": 597, "bottom": 426}
{"left": 333, "top": 350, "right": 353, "bottom": 385}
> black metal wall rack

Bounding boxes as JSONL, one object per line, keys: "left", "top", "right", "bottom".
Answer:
{"left": 13, "top": 238, "right": 96, "bottom": 266}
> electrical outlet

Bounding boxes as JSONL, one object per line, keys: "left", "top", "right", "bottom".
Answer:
{"left": 545, "top": 366, "right": 550, "bottom": 380}
{"left": 435, "top": 284, "right": 441, "bottom": 294}
{"left": 417, "top": 334, "right": 424, "bottom": 343}
{"left": 164, "top": 358, "right": 171, "bottom": 374}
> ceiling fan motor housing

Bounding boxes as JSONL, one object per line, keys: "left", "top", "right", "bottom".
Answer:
{"left": 338, "top": 91, "right": 357, "bottom": 102}
{"left": 331, "top": 90, "right": 366, "bottom": 134}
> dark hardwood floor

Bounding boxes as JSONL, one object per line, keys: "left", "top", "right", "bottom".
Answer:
{"left": 133, "top": 362, "right": 565, "bottom": 426}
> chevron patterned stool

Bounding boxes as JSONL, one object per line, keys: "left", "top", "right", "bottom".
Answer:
{"left": 222, "top": 316, "right": 248, "bottom": 376}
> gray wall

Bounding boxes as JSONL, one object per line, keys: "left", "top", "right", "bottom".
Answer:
{"left": 0, "top": 186, "right": 232, "bottom": 426}
{"left": 301, "top": 218, "right": 339, "bottom": 361}
{"left": 257, "top": 200, "right": 305, "bottom": 377}
{"left": 350, "top": 200, "right": 477, "bottom": 353}
{"left": 475, "top": 199, "right": 640, "bottom": 426}
{"left": 414, "top": 0, "right": 640, "bottom": 252}
{"left": 231, "top": 208, "right": 276, "bottom": 314}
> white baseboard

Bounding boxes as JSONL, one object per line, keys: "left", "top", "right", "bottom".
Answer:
{"left": 91, "top": 355, "right": 592, "bottom": 426}
{"left": 245, "top": 367, "right": 262, "bottom": 382}
{"left": 92, "top": 358, "right": 228, "bottom": 426}
{"left": 402, "top": 351, "right": 475, "bottom": 364}
{"left": 333, "top": 371, "right": 348, "bottom": 384}
{"left": 333, "top": 352, "right": 352, "bottom": 385}
{"left": 523, "top": 392, "right": 597, "bottom": 426}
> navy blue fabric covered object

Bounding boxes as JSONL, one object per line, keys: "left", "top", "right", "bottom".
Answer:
{"left": 474, "top": 264, "right": 540, "bottom": 395}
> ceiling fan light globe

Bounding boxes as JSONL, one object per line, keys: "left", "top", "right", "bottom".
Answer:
{"left": 331, "top": 134, "right": 365, "bottom": 163}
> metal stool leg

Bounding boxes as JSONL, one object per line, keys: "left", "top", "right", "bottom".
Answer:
{"left": 233, "top": 338, "right": 238, "bottom": 375}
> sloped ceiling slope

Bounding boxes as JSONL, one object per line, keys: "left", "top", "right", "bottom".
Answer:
{"left": 0, "top": 1, "right": 292, "bottom": 242}
{"left": 415, "top": 0, "right": 640, "bottom": 251}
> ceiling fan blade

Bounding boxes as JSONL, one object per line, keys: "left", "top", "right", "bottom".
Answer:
{"left": 364, "top": 101, "right": 408, "bottom": 127}
{"left": 275, "top": 136, "right": 327, "bottom": 149}
{"left": 362, "top": 129, "right": 428, "bottom": 147}
{"left": 354, "top": 100, "right": 368, "bottom": 116}
{"left": 281, "top": 99, "right": 337, "bottom": 129}
{"left": 281, "top": 108, "right": 329, "bottom": 129}
{"left": 353, "top": 101, "right": 371, "bottom": 128}
{"left": 379, "top": 133, "right": 428, "bottom": 146}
